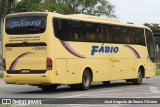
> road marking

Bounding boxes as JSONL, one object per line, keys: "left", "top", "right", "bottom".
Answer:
{"left": 59, "top": 86, "right": 149, "bottom": 98}
{"left": 149, "top": 86, "right": 160, "bottom": 94}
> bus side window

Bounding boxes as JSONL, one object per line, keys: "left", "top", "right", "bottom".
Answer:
{"left": 140, "top": 29, "right": 145, "bottom": 45}
{"left": 94, "top": 27, "right": 101, "bottom": 42}
{"left": 54, "top": 18, "right": 62, "bottom": 39}
{"left": 86, "top": 34, "right": 94, "bottom": 41}
{"left": 85, "top": 22, "right": 97, "bottom": 42}
{"left": 124, "top": 28, "right": 130, "bottom": 44}
{"left": 129, "top": 29, "right": 136, "bottom": 44}
{"left": 99, "top": 26, "right": 104, "bottom": 42}
{"left": 113, "top": 26, "right": 123, "bottom": 44}
{"left": 135, "top": 29, "right": 145, "bottom": 46}
{"left": 73, "top": 21, "right": 82, "bottom": 41}
{"left": 108, "top": 26, "right": 114, "bottom": 43}
{"left": 67, "top": 20, "right": 74, "bottom": 41}
{"left": 98, "top": 27, "right": 103, "bottom": 42}
{"left": 106, "top": 27, "right": 110, "bottom": 42}
{"left": 102, "top": 26, "right": 110, "bottom": 43}
{"left": 73, "top": 32, "right": 78, "bottom": 40}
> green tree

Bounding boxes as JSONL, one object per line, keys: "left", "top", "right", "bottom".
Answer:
{"left": 0, "top": 0, "right": 16, "bottom": 18}
{"left": 14, "top": 0, "right": 43, "bottom": 12}
{"left": 144, "top": 23, "right": 160, "bottom": 37}
{"left": 0, "top": 0, "right": 17, "bottom": 38}
{"left": 14, "top": 0, "right": 116, "bottom": 18}
{"left": 41, "top": 0, "right": 72, "bottom": 14}
{"left": 57, "top": 0, "right": 116, "bottom": 18}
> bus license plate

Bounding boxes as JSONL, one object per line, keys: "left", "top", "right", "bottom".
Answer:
{"left": 21, "top": 69, "right": 30, "bottom": 73}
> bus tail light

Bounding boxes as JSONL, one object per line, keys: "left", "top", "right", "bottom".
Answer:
{"left": 3, "top": 58, "right": 6, "bottom": 70}
{"left": 46, "top": 57, "right": 52, "bottom": 70}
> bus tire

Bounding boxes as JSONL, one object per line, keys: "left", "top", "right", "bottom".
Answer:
{"left": 133, "top": 68, "right": 143, "bottom": 85}
{"left": 102, "top": 81, "right": 110, "bottom": 86}
{"left": 38, "top": 85, "right": 57, "bottom": 91}
{"left": 80, "top": 69, "right": 92, "bottom": 90}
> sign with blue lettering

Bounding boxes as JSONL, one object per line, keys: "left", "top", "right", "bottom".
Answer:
{"left": 91, "top": 44, "right": 119, "bottom": 55}
{"left": 6, "top": 16, "right": 46, "bottom": 34}
{"left": 10, "top": 20, "right": 42, "bottom": 28}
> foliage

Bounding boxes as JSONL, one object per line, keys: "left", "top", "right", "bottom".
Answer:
{"left": 13, "top": 0, "right": 116, "bottom": 18}
{"left": 57, "top": 0, "right": 116, "bottom": 18}
{"left": 14, "top": 0, "right": 43, "bottom": 12}
{"left": 0, "top": 0, "right": 16, "bottom": 18}
{"left": 0, "top": 0, "right": 16, "bottom": 35}
{"left": 41, "top": 0, "right": 73, "bottom": 14}
{"left": 144, "top": 23, "right": 160, "bottom": 36}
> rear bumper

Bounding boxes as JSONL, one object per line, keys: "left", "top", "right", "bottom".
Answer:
{"left": 4, "top": 71, "right": 55, "bottom": 85}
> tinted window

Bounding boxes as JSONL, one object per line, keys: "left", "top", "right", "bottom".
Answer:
{"left": 73, "top": 21, "right": 85, "bottom": 41}
{"left": 5, "top": 16, "right": 46, "bottom": 34}
{"left": 53, "top": 18, "right": 146, "bottom": 46}
{"left": 85, "top": 23, "right": 98, "bottom": 42}
{"left": 145, "top": 29, "right": 155, "bottom": 62}
{"left": 54, "top": 18, "right": 98, "bottom": 42}
{"left": 129, "top": 28, "right": 136, "bottom": 44}
{"left": 135, "top": 29, "right": 145, "bottom": 45}
{"left": 100, "top": 25, "right": 112, "bottom": 43}
{"left": 123, "top": 28, "right": 145, "bottom": 45}
{"left": 113, "top": 26, "right": 123, "bottom": 43}
{"left": 123, "top": 28, "right": 130, "bottom": 44}
{"left": 146, "top": 29, "right": 153, "bottom": 42}
{"left": 54, "top": 18, "right": 74, "bottom": 41}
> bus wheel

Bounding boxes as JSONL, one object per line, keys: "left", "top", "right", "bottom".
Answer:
{"left": 133, "top": 68, "right": 143, "bottom": 85}
{"left": 38, "top": 85, "right": 57, "bottom": 91}
{"left": 80, "top": 69, "right": 92, "bottom": 90}
{"left": 102, "top": 81, "right": 110, "bottom": 86}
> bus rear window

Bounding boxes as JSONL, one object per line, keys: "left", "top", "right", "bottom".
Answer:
{"left": 5, "top": 16, "right": 47, "bottom": 34}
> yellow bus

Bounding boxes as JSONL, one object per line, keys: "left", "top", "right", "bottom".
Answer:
{"left": 3, "top": 12, "right": 156, "bottom": 91}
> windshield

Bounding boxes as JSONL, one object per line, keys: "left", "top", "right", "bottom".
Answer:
{"left": 5, "top": 15, "right": 47, "bottom": 35}
{"left": 146, "top": 29, "right": 156, "bottom": 62}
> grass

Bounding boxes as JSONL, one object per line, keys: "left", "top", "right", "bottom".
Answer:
{"left": 0, "top": 72, "right": 3, "bottom": 78}
{"left": 0, "top": 65, "right": 3, "bottom": 78}
{"left": 156, "top": 70, "right": 160, "bottom": 76}
{"left": 0, "top": 66, "right": 2, "bottom": 70}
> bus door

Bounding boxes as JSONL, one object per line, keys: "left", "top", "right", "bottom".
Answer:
{"left": 55, "top": 59, "right": 67, "bottom": 84}
{"left": 55, "top": 59, "right": 76, "bottom": 84}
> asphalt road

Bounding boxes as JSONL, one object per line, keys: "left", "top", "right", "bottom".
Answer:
{"left": 0, "top": 76, "right": 160, "bottom": 106}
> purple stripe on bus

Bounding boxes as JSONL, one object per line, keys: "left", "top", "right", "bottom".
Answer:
{"left": 60, "top": 40, "right": 85, "bottom": 58}
{"left": 124, "top": 45, "right": 141, "bottom": 58}
{"left": 9, "top": 52, "right": 33, "bottom": 70}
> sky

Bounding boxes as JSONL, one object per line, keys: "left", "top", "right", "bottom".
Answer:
{"left": 109, "top": 0, "right": 160, "bottom": 25}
